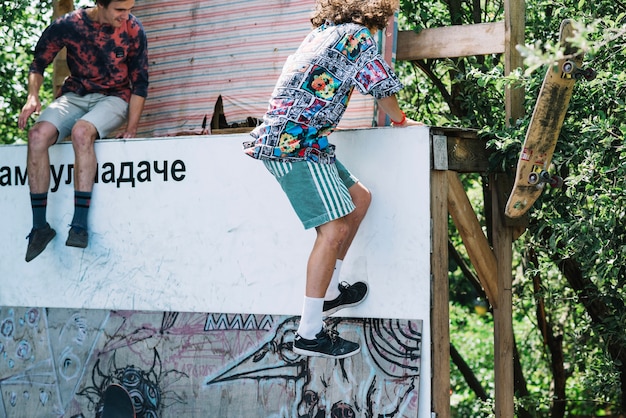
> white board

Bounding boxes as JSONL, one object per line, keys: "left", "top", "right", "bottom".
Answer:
{"left": 0, "top": 127, "right": 429, "bottom": 315}
{"left": 0, "top": 126, "right": 432, "bottom": 416}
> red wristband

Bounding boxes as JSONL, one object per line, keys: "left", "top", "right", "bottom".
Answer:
{"left": 391, "top": 111, "right": 406, "bottom": 125}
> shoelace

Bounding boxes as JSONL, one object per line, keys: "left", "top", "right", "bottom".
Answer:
{"left": 337, "top": 281, "right": 352, "bottom": 292}
{"left": 323, "top": 327, "right": 339, "bottom": 343}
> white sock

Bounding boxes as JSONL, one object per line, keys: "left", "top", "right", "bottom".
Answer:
{"left": 297, "top": 296, "right": 324, "bottom": 340}
{"left": 324, "top": 259, "right": 343, "bottom": 301}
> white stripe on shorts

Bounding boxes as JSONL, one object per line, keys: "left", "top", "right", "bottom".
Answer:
{"left": 263, "top": 160, "right": 292, "bottom": 178}
{"left": 307, "top": 162, "right": 353, "bottom": 219}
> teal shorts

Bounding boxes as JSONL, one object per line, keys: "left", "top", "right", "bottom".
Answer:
{"left": 263, "top": 159, "right": 358, "bottom": 229}
{"left": 37, "top": 92, "right": 128, "bottom": 142}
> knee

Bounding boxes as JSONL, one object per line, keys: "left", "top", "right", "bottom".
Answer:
{"left": 360, "top": 187, "right": 372, "bottom": 211}
{"left": 319, "top": 219, "right": 350, "bottom": 249}
{"left": 71, "top": 121, "right": 98, "bottom": 149}
{"left": 27, "top": 124, "right": 55, "bottom": 153}
{"left": 352, "top": 185, "right": 372, "bottom": 218}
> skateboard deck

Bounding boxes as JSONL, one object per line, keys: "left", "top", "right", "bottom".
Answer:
{"left": 505, "top": 19, "right": 594, "bottom": 218}
{"left": 102, "top": 383, "right": 136, "bottom": 418}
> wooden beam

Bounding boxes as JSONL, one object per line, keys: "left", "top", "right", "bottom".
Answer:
{"left": 445, "top": 135, "right": 490, "bottom": 173}
{"left": 499, "top": 0, "right": 524, "bottom": 415}
{"left": 447, "top": 171, "right": 498, "bottom": 305}
{"left": 429, "top": 128, "right": 497, "bottom": 174}
{"left": 397, "top": 22, "right": 505, "bottom": 61}
{"left": 491, "top": 173, "right": 515, "bottom": 418}
{"left": 52, "top": 0, "right": 74, "bottom": 97}
{"left": 431, "top": 168, "right": 450, "bottom": 418}
{"left": 504, "top": 0, "right": 526, "bottom": 124}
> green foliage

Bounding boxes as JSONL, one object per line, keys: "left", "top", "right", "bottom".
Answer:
{"left": 0, "top": 0, "right": 53, "bottom": 144}
{"left": 398, "top": 0, "right": 626, "bottom": 415}
{"left": 449, "top": 304, "right": 496, "bottom": 417}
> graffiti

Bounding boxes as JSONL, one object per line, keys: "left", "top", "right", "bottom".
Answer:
{"left": 0, "top": 308, "right": 421, "bottom": 417}
{"left": 77, "top": 349, "right": 186, "bottom": 418}
{"left": 207, "top": 316, "right": 421, "bottom": 417}
{"left": 204, "top": 313, "right": 275, "bottom": 332}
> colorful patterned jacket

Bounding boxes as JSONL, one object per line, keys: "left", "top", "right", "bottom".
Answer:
{"left": 244, "top": 22, "right": 402, "bottom": 163}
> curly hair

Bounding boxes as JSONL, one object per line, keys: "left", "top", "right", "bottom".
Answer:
{"left": 310, "top": 0, "right": 400, "bottom": 30}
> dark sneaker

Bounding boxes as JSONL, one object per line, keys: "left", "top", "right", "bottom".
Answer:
{"left": 25, "top": 223, "right": 56, "bottom": 262}
{"left": 66, "top": 226, "right": 88, "bottom": 248}
{"left": 323, "top": 281, "right": 369, "bottom": 316}
{"left": 293, "top": 327, "right": 360, "bottom": 359}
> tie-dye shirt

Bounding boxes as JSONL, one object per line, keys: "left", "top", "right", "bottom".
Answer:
{"left": 244, "top": 22, "right": 402, "bottom": 163}
{"left": 30, "top": 8, "right": 149, "bottom": 102}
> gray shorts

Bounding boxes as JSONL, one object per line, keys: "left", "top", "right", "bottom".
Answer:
{"left": 263, "top": 159, "right": 358, "bottom": 229}
{"left": 37, "top": 92, "right": 128, "bottom": 142}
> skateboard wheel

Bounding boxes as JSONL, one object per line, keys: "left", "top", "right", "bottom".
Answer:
{"left": 549, "top": 175, "right": 564, "bottom": 188}
{"left": 562, "top": 60, "right": 575, "bottom": 74}
{"left": 528, "top": 172, "right": 539, "bottom": 185}
{"left": 583, "top": 68, "right": 597, "bottom": 81}
{"left": 539, "top": 170, "right": 552, "bottom": 183}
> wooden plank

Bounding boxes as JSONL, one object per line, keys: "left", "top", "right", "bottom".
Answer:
{"left": 429, "top": 128, "right": 493, "bottom": 173}
{"left": 447, "top": 171, "right": 498, "bottom": 306}
{"left": 431, "top": 169, "right": 450, "bottom": 418}
{"left": 431, "top": 127, "right": 479, "bottom": 139}
{"left": 505, "top": 0, "right": 526, "bottom": 124}
{"left": 397, "top": 22, "right": 505, "bottom": 61}
{"left": 432, "top": 134, "right": 449, "bottom": 170}
{"left": 491, "top": 173, "right": 515, "bottom": 418}
{"left": 212, "top": 127, "right": 254, "bottom": 134}
{"left": 445, "top": 136, "right": 490, "bottom": 173}
{"left": 500, "top": 3, "right": 524, "bottom": 416}
{"left": 52, "top": 0, "right": 73, "bottom": 96}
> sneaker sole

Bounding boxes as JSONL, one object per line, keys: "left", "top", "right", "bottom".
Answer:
{"left": 322, "top": 286, "right": 370, "bottom": 316}
{"left": 66, "top": 233, "right": 88, "bottom": 248}
{"left": 293, "top": 345, "right": 360, "bottom": 359}
{"left": 66, "top": 238, "right": 88, "bottom": 248}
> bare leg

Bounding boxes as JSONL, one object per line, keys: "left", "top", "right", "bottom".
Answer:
{"left": 64, "top": 120, "right": 99, "bottom": 248}
{"left": 27, "top": 122, "right": 59, "bottom": 194}
{"left": 306, "top": 218, "right": 350, "bottom": 298}
{"left": 336, "top": 182, "right": 371, "bottom": 260}
{"left": 295, "top": 182, "right": 369, "bottom": 357}
{"left": 306, "top": 182, "right": 371, "bottom": 296}
{"left": 24, "top": 122, "right": 60, "bottom": 261}
{"left": 71, "top": 120, "right": 99, "bottom": 192}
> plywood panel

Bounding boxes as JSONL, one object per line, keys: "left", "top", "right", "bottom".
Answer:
{"left": 0, "top": 126, "right": 432, "bottom": 416}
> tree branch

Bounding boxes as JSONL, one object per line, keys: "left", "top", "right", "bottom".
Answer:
{"left": 527, "top": 248, "right": 567, "bottom": 418}
{"left": 450, "top": 343, "right": 489, "bottom": 400}
{"left": 557, "top": 256, "right": 626, "bottom": 410}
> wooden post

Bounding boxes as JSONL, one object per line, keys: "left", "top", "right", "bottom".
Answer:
{"left": 492, "top": 174, "right": 515, "bottom": 418}
{"left": 431, "top": 164, "right": 450, "bottom": 417}
{"left": 504, "top": 0, "right": 526, "bottom": 125}
{"left": 499, "top": 1, "right": 524, "bottom": 416}
{"left": 52, "top": 0, "right": 74, "bottom": 97}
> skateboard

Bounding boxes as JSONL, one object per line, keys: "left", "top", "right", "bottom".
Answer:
{"left": 505, "top": 19, "right": 595, "bottom": 218}
{"left": 102, "top": 383, "right": 136, "bottom": 418}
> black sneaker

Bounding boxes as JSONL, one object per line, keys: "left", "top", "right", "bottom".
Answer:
{"left": 293, "top": 327, "right": 360, "bottom": 359}
{"left": 25, "top": 223, "right": 56, "bottom": 262}
{"left": 66, "top": 226, "right": 88, "bottom": 248}
{"left": 323, "top": 281, "right": 369, "bottom": 316}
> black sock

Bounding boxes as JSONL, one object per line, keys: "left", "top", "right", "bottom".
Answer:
{"left": 30, "top": 192, "right": 48, "bottom": 229}
{"left": 71, "top": 191, "right": 92, "bottom": 230}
